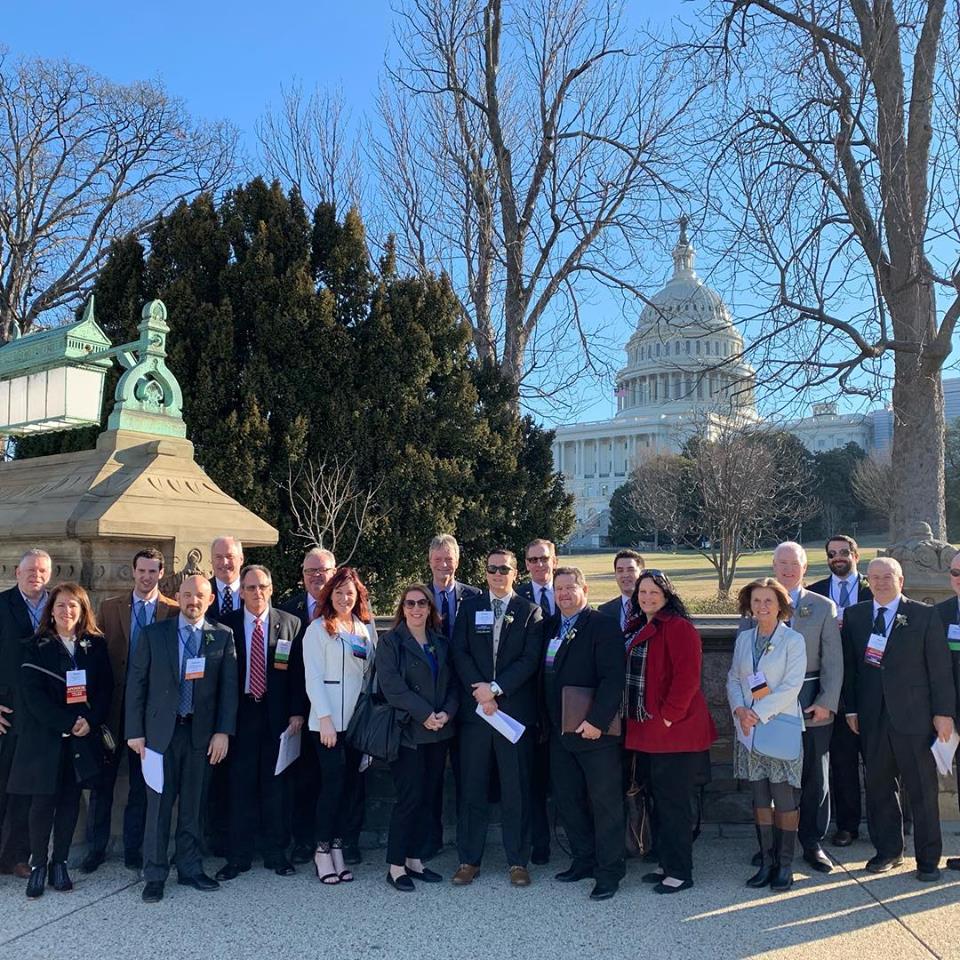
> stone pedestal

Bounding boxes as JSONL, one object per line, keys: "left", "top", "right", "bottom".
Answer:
{"left": 880, "top": 521, "right": 959, "bottom": 605}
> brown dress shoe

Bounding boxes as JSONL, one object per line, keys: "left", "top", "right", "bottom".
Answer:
{"left": 451, "top": 864, "right": 480, "bottom": 885}
{"left": 1, "top": 862, "right": 32, "bottom": 879}
{"left": 509, "top": 866, "right": 531, "bottom": 887}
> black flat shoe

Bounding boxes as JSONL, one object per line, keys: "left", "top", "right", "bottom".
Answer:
{"left": 916, "top": 867, "right": 941, "bottom": 882}
{"left": 865, "top": 855, "right": 903, "bottom": 873}
{"left": 555, "top": 864, "right": 594, "bottom": 882}
{"left": 49, "top": 862, "right": 73, "bottom": 892}
{"left": 407, "top": 866, "right": 442, "bottom": 883}
{"left": 653, "top": 879, "right": 693, "bottom": 894}
{"left": 641, "top": 871, "right": 665, "bottom": 884}
{"left": 272, "top": 861, "right": 296, "bottom": 877}
{"left": 26, "top": 865, "right": 46, "bottom": 899}
{"left": 946, "top": 857, "right": 960, "bottom": 871}
{"left": 81, "top": 850, "right": 105, "bottom": 874}
{"left": 177, "top": 872, "right": 220, "bottom": 891}
{"left": 387, "top": 871, "right": 415, "bottom": 892}
{"left": 589, "top": 881, "right": 618, "bottom": 901}
{"left": 141, "top": 880, "right": 164, "bottom": 903}
{"left": 215, "top": 862, "right": 249, "bottom": 881}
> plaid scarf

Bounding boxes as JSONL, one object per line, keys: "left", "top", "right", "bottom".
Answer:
{"left": 624, "top": 612, "right": 653, "bottom": 722}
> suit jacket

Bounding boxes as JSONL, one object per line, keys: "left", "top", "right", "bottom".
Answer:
{"left": 8, "top": 633, "right": 112, "bottom": 796}
{"left": 841, "top": 596, "right": 955, "bottom": 736}
{"left": 98, "top": 592, "right": 179, "bottom": 738}
{"left": 125, "top": 616, "right": 238, "bottom": 754}
{"left": 451, "top": 592, "right": 543, "bottom": 728}
{"left": 936, "top": 596, "right": 960, "bottom": 725}
{"left": 727, "top": 622, "right": 806, "bottom": 724}
{"left": 0, "top": 586, "right": 38, "bottom": 725}
{"left": 280, "top": 591, "right": 311, "bottom": 637}
{"left": 432, "top": 580, "right": 481, "bottom": 635}
{"left": 208, "top": 578, "right": 242, "bottom": 624}
{"left": 224, "top": 606, "right": 308, "bottom": 740}
{"left": 597, "top": 595, "right": 630, "bottom": 628}
{"left": 376, "top": 623, "right": 459, "bottom": 747}
{"left": 542, "top": 606, "right": 623, "bottom": 752}
{"left": 807, "top": 575, "right": 873, "bottom": 607}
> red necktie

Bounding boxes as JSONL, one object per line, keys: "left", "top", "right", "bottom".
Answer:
{"left": 249, "top": 618, "right": 266, "bottom": 699}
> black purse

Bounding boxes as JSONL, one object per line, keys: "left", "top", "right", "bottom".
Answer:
{"left": 345, "top": 655, "right": 404, "bottom": 763}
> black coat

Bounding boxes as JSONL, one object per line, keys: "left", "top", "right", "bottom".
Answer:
{"left": 451, "top": 592, "right": 543, "bottom": 727}
{"left": 8, "top": 633, "right": 113, "bottom": 796}
{"left": 376, "top": 624, "right": 459, "bottom": 747}
{"left": 0, "top": 586, "right": 38, "bottom": 726}
{"left": 542, "top": 606, "right": 624, "bottom": 753}
{"left": 279, "top": 591, "right": 311, "bottom": 638}
{"left": 841, "top": 596, "right": 955, "bottom": 735}
{"left": 935, "top": 595, "right": 960, "bottom": 724}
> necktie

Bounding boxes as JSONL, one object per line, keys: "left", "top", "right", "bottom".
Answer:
{"left": 838, "top": 580, "right": 850, "bottom": 609}
{"left": 310, "top": 599, "right": 322, "bottom": 621}
{"left": 249, "top": 618, "right": 266, "bottom": 699}
{"left": 178, "top": 626, "right": 200, "bottom": 716}
{"left": 441, "top": 591, "right": 451, "bottom": 639}
{"left": 873, "top": 607, "right": 887, "bottom": 636}
{"left": 621, "top": 599, "right": 629, "bottom": 630}
{"left": 132, "top": 600, "right": 147, "bottom": 649}
{"left": 492, "top": 598, "right": 504, "bottom": 620}
{"left": 539, "top": 587, "right": 551, "bottom": 617}
{"left": 222, "top": 585, "right": 233, "bottom": 615}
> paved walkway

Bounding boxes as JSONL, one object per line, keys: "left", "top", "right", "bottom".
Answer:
{"left": 2, "top": 826, "right": 960, "bottom": 960}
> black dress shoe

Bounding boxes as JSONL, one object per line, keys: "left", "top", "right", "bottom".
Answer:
{"left": 81, "top": 850, "right": 106, "bottom": 874}
{"left": 215, "top": 862, "right": 249, "bottom": 881}
{"left": 531, "top": 847, "right": 550, "bottom": 866}
{"left": 589, "top": 881, "right": 619, "bottom": 901}
{"left": 177, "top": 872, "right": 220, "bottom": 891}
{"left": 386, "top": 871, "right": 415, "bottom": 892}
{"left": 26, "top": 865, "right": 46, "bottom": 899}
{"left": 946, "top": 857, "right": 960, "bottom": 871}
{"left": 49, "top": 862, "right": 73, "bottom": 891}
{"left": 267, "top": 859, "right": 295, "bottom": 877}
{"left": 653, "top": 878, "right": 693, "bottom": 894}
{"left": 291, "top": 843, "right": 314, "bottom": 865}
{"left": 555, "top": 864, "right": 595, "bottom": 882}
{"left": 916, "top": 866, "right": 941, "bottom": 882}
{"left": 803, "top": 846, "right": 833, "bottom": 873}
{"left": 641, "top": 871, "right": 665, "bottom": 884}
{"left": 865, "top": 855, "right": 904, "bottom": 873}
{"left": 832, "top": 830, "right": 858, "bottom": 847}
{"left": 124, "top": 851, "right": 143, "bottom": 871}
{"left": 407, "top": 866, "right": 442, "bottom": 883}
{"left": 141, "top": 880, "right": 164, "bottom": 903}
{"left": 342, "top": 845, "right": 362, "bottom": 865}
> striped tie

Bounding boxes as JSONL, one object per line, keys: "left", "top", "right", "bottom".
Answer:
{"left": 249, "top": 618, "right": 266, "bottom": 699}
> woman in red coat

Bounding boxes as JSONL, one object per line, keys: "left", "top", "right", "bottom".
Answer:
{"left": 624, "top": 570, "right": 716, "bottom": 894}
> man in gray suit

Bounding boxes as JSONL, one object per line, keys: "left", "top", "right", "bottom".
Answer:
{"left": 126, "top": 575, "right": 238, "bottom": 903}
{"left": 772, "top": 542, "right": 842, "bottom": 874}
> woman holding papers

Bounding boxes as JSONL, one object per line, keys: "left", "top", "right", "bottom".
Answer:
{"left": 727, "top": 578, "right": 806, "bottom": 891}
{"left": 302, "top": 567, "right": 377, "bottom": 886}
{"left": 8, "top": 583, "right": 112, "bottom": 899}
{"left": 624, "top": 571, "right": 716, "bottom": 895}
{"left": 376, "top": 585, "right": 459, "bottom": 891}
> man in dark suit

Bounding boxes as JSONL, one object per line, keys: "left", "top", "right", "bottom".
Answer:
{"left": 544, "top": 566, "right": 625, "bottom": 901}
{"left": 126, "top": 574, "right": 238, "bottom": 902}
{"left": 935, "top": 564, "right": 960, "bottom": 870}
{"left": 841, "top": 557, "right": 955, "bottom": 881}
{"left": 281, "top": 546, "right": 338, "bottom": 864}
{"left": 808, "top": 534, "right": 873, "bottom": 847}
{"left": 83, "top": 548, "right": 179, "bottom": 874}
{"left": 0, "top": 548, "right": 51, "bottom": 878}
{"left": 216, "top": 564, "right": 306, "bottom": 881}
{"left": 450, "top": 549, "right": 543, "bottom": 887}
{"left": 597, "top": 550, "right": 644, "bottom": 629}
{"left": 517, "top": 538, "right": 557, "bottom": 617}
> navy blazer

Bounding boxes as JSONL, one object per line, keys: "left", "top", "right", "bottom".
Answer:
{"left": 125, "top": 617, "right": 238, "bottom": 753}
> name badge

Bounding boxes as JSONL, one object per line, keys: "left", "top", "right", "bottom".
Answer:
{"left": 475, "top": 610, "right": 494, "bottom": 634}
{"left": 66, "top": 669, "right": 87, "bottom": 705}
{"left": 948, "top": 624, "right": 960, "bottom": 651}
{"left": 544, "top": 635, "right": 563, "bottom": 667}
{"left": 864, "top": 633, "right": 887, "bottom": 667}
{"left": 274, "top": 638, "right": 292, "bottom": 670}
{"left": 185, "top": 656, "right": 206, "bottom": 680}
{"left": 748, "top": 670, "right": 771, "bottom": 700}
{"left": 349, "top": 635, "right": 368, "bottom": 660}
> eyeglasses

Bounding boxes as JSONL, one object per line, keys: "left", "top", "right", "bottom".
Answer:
{"left": 304, "top": 566, "right": 335, "bottom": 576}
{"left": 950, "top": 569, "right": 960, "bottom": 578}
{"left": 403, "top": 598, "right": 430, "bottom": 608}
{"left": 242, "top": 583, "right": 271, "bottom": 592}
{"left": 486, "top": 564, "right": 515, "bottom": 575}
{"left": 526, "top": 556, "right": 551, "bottom": 564}
{"left": 826, "top": 549, "right": 852, "bottom": 559}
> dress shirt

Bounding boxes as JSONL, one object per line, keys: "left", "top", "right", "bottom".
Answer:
{"left": 177, "top": 616, "right": 204, "bottom": 664}
{"left": 131, "top": 593, "right": 158, "bottom": 635}
{"left": 20, "top": 590, "right": 48, "bottom": 630}
{"left": 536, "top": 583, "right": 554, "bottom": 616}
{"left": 830, "top": 574, "right": 860, "bottom": 607}
{"left": 489, "top": 589, "right": 513, "bottom": 666}
{"left": 215, "top": 578, "right": 241, "bottom": 614}
{"left": 243, "top": 607, "right": 270, "bottom": 695}
{"left": 307, "top": 595, "right": 320, "bottom": 621}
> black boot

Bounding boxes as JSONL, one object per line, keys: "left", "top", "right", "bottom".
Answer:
{"left": 770, "top": 810, "right": 799, "bottom": 891}
{"left": 746, "top": 810, "right": 776, "bottom": 888}
{"left": 26, "top": 865, "right": 46, "bottom": 899}
{"left": 49, "top": 861, "right": 73, "bottom": 891}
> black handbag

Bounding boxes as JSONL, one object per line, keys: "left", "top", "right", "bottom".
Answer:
{"left": 345, "top": 660, "right": 403, "bottom": 763}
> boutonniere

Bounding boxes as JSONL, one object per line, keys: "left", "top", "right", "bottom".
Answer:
{"left": 895, "top": 614, "right": 908, "bottom": 628}
{"left": 504, "top": 614, "right": 515, "bottom": 626}
{"left": 566, "top": 628, "right": 578, "bottom": 642}
{"left": 797, "top": 605, "right": 812, "bottom": 618}
{"left": 203, "top": 631, "right": 215, "bottom": 648}
{"left": 765, "top": 642, "right": 776, "bottom": 654}
{"left": 78, "top": 637, "right": 91, "bottom": 653}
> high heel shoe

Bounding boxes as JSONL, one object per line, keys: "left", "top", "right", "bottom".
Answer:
{"left": 331, "top": 839, "right": 353, "bottom": 883}
{"left": 26, "top": 865, "right": 47, "bottom": 899}
{"left": 314, "top": 846, "right": 340, "bottom": 885}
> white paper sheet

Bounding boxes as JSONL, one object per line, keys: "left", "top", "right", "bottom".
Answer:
{"left": 931, "top": 730, "right": 960, "bottom": 777}
{"left": 475, "top": 704, "right": 526, "bottom": 744}
{"left": 142, "top": 747, "right": 164, "bottom": 794}
{"left": 736, "top": 722, "right": 754, "bottom": 752}
{"left": 275, "top": 728, "right": 302, "bottom": 775}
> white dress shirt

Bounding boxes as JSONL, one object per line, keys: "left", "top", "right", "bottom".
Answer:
{"left": 215, "top": 578, "right": 241, "bottom": 614}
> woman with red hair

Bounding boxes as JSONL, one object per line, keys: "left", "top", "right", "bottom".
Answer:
{"left": 302, "top": 567, "right": 377, "bottom": 886}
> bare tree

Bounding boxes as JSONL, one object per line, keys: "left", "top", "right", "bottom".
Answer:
{"left": 285, "top": 454, "right": 384, "bottom": 565}
{"left": 256, "top": 80, "right": 364, "bottom": 219}
{"left": 851, "top": 453, "right": 893, "bottom": 526}
{"left": 624, "top": 452, "right": 688, "bottom": 550}
{"left": 687, "top": 0, "right": 960, "bottom": 540}
{"left": 0, "top": 51, "right": 238, "bottom": 341}
{"left": 372, "top": 0, "right": 702, "bottom": 406}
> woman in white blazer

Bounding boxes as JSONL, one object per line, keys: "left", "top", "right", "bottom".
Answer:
{"left": 302, "top": 566, "right": 378, "bottom": 886}
{"left": 727, "top": 577, "right": 807, "bottom": 892}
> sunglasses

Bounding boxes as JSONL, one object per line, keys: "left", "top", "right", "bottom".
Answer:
{"left": 526, "top": 556, "right": 551, "bottom": 564}
{"left": 642, "top": 569, "right": 666, "bottom": 579}
{"left": 403, "top": 598, "right": 430, "bottom": 608}
{"left": 486, "top": 564, "right": 515, "bottom": 575}
{"left": 826, "top": 549, "right": 852, "bottom": 559}
{"left": 950, "top": 569, "right": 960, "bottom": 578}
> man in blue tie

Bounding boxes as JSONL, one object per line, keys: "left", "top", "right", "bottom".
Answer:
{"left": 518, "top": 539, "right": 557, "bottom": 617}
{"left": 83, "top": 548, "right": 178, "bottom": 873}
{"left": 126, "top": 575, "right": 238, "bottom": 902}
{"left": 598, "top": 550, "right": 645, "bottom": 628}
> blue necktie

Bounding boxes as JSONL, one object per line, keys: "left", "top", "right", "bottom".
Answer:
{"left": 131, "top": 600, "right": 147, "bottom": 654}
{"left": 178, "top": 626, "right": 199, "bottom": 716}
{"left": 838, "top": 580, "right": 850, "bottom": 609}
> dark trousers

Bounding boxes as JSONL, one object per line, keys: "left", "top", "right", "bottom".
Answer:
{"left": 312, "top": 735, "right": 363, "bottom": 846}
{"left": 799, "top": 723, "right": 833, "bottom": 849}
{"left": 860, "top": 713, "right": 942, "bottom": 869}
{"left": 530, "top": 736, "right": 551, "bottom": 855}
{"left": 427, "top": 736, "right": 459, "bottom": 853}
{"left": 203, "top": 754, "right": 230, "bottom": 855}
{"left": 291, "top": 735, "right": 320, "bottom": 848}
{"left": 387, "top": 741, "right": 448, "bottom": 866}
{"left": 645, "top": 751, "right": 698, "bottom": 882}
{"left": 549, "top": 735, "right": 625, "bottom": 886}
{"left": 144, "top": 722, "right": 209, "bottom": 883}
{"left": 85, "top": 737, "right": 148, "bottom": 858}
{"left": 0, "top": 731, "right": 30, "bottom": 866}
{"left": 829, "top": 716, "right": 862, "bottom": 833}
{"left": 29, "top": 739, "right": 82, "bottom": 865}
{"left": 457, "top": 722, "right": 532, "bottom": 867}
{"left": 227, "top": 699, "right": 289, "bottom": 866}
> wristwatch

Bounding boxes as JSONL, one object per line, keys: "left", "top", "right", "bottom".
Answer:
{"left": 490, "top": 681, "right": 503, "bottom": 698}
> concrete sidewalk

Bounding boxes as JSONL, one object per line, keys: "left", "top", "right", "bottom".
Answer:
{"left": 2, "top": 826, "right": 959, "bottom": 960}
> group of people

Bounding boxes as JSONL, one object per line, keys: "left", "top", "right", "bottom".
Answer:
{"left": 0, "top": 532, "right": 958, "bottom": 905}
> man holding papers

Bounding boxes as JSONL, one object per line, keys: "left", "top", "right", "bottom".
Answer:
{"left": 935, "top": 566, "right": 960, "bottom": 870}
{"left": 216, "top": 565, "right": 306, "bottom": 882}
{"left": 450, "top": 549, "right": 543, "bottom": 887}
{"left": 841, "top": 557, "right": 955, "bottom": 881}
{"left": 125, "top": 575, "right": 238, "bottom": 902}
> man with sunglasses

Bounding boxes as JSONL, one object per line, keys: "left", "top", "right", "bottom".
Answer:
{"left": 808, "top": 535, "right": 873, "bottom": 848}
{"left": 935, "top": 563, "right": 960, "bottom": 869}
{"left": 518, "top": 539, "right": 558, "bottom": 618}
{"left": 450, "top": 550, "right": 543, "bottom": 887}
